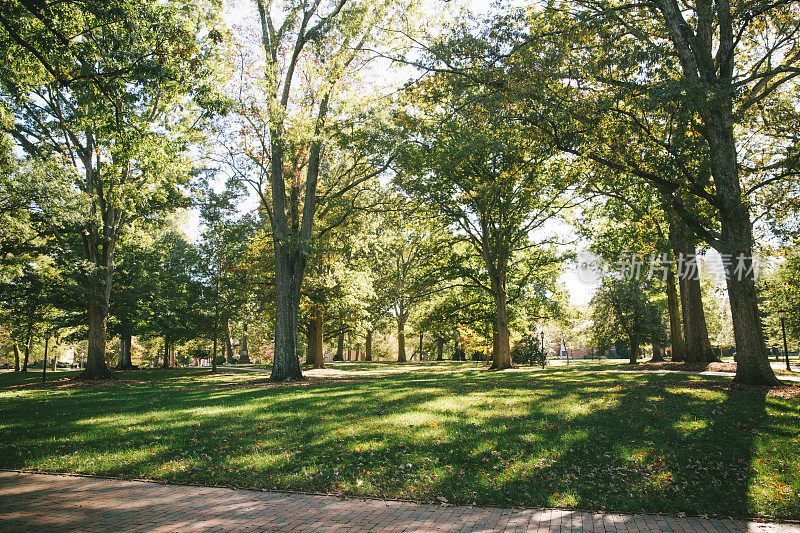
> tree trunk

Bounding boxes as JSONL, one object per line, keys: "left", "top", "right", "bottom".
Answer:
{"left": 239, "top": 323, "right": 251, "bottom": 363}
{"left": 212, "top": 293, "right": 218, "bottom": 373}
{"left": 651, "top": 343, "right": 664, "bottom": 363}
{"left": 225, "top": 318, "right": 234, "bottom": 363}
{"left": 365, "top": 329, "right": 373, "bottom": 361}
{"left": 436, "top": 338, "right": 444, "bottom": 361}
{"left": 170, "top": 346, "right": 176, "bottom": 367}
{"left": 42, "top": 335, "right": 49, "bottom": 383}
{"left": 489, "top": 286, "right": 512, "bottom": 370}
{"left": 726, "top": 253, "right": 780, "bottom": 385}
{"left": 116, "top": 333, "right": 133, "bottom": 369}
{"left": 397, "top": 316, "right": 407, "bottom": 362}
{"left": 665, "top": 270, "right": 685, "bottom": 361}
{"left": 21, "top": 325, "right": 32, "bottom": 372}
{"left": 162, "top": 337, "right": 170, "bottom": 369}
{"left": 629, "top": 335, "right": 640, "bottom": 365}
{"left": 418, "top": 332, "right": 424, "bottom": 361}
{"left": 668, "top": 215, "right": 715, "bottom": 364}
{"left": 313, "top": 310, "right": 324, "bottom": 368}
{"left": 356, "top": 344, "right": 361, "bottom": 361}
{"left": 333, "top": 331, "right": 344, "bottom": 361}
{"left": 305, "top": 320, "right": 316, "bottom": 366}
{"left": 681, "top": 272, "right": 717, "bottom": 364}
{"left": 83, "top": 303, "right": 112, "bottom": 379}
{"left": 347, "top": 331, "right": 352, "bottom": 361}
{"left": 653, "top": 3, "right": 777, "bottom": 385}
{"left": 13, "top": 344, "right": 21, "bottom": 372}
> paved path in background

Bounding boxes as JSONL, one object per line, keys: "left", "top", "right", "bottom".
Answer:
{"left": 589, "top": 369, "right": 800, "bottom": 383}
{"left": 1, "top": 471, "right": 798, "bottom": 532}
{"left": 225, "top": 364, "right": 800, "bottom": 383}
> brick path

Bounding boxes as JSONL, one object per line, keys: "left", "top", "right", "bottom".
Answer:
{"left": 1, "top": 471, "right": 797, "bottom": 532}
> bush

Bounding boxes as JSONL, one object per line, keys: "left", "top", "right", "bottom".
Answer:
{"left": 512, "top": 334, "right": 547, "bottom": 368}
{"left": 214, "top": 355, "right": 226, "bottom": 366}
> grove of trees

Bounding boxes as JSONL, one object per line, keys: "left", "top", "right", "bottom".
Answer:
{"left": 1, "top": 0, "right": 799, "bottom": 386}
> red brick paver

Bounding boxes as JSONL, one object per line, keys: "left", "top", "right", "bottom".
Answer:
{"left": 0, "top": 471, "right": 797, "bottom": 532}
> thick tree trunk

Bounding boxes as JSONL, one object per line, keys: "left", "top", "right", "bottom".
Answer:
{"left": 347, "top": 331, "right": 352, "bottom": 361}
{"left": 365, "top": 329, "right": 373, "bottom": 361}
{"left": 83, "top": 303, "right": 112, "bottom": 379}
{"left": 665, "top": 271, "right": 685, "bottom": 361}
{"left": 397, "top": 317, "right": 407, "bottom": 362}
{"left": 668, "top": 216, "right": 715, "bottom": 364}
{"left": 489, "top": 286, "right": 512, "bottom": 370}
{"left": 681, "top": 273, "right": 717, "bottom": 364}
{"left": 270, "top": 248, "right": 304, "bottom": 381}
{"left": 629, "top": 336, "right": 639, "bottom": 365}
{"left": 225, "top": 319, "right": 234, "bottom": 363}
{"left": 653, "top": 4, "right": 777, "bottom": 385}
{"left": 162, "top": 337, "right": 170, "bottom": 369}
{"left": 651, "top": 343, "right": 664, "bottom": 362}
{"left": 305, "top": 321, "right": 316, "bottom": 366}
{"left": 13, "top": 344, "right": 21, "bottom": 372}
{"left": 334, "top": 331, "right": 345, "bottom": 361}
{"left": 21, "top": 321, "right": 33, "bottom": 372}
{"left": 356, "top": 344, "right": 361, "bottom": 361}
{"left": 116, "top": 333, "right": 133, "bottom": 369}
{"left": 436, "top": 338, "right": 444, "bottom": 361}
{"left": 313, "top": 310, "right": 324, "bottom": 369}
{"left": 239, "top": 323, "right": 251, "bottom": 364}
{"left": 726, "top": 253, "right": 780, "bottom": 385}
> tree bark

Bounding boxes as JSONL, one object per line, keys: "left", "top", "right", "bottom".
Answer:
{"left": 239, "top": 323, "right": 251, "bottom": 363}
{"left": 669, "top": 216, "right": 715, "bottom": 364}
{"left": 365, "top": 329, "right": 373, "bottom": 361}
{"left": 21, "top": 324, "right": 32, "bottom": 372}
{"left": 212, "top": 290, "right": 218, "bottom": 373}
{"left": 84, "top": 303, "right": 112, "bottom": 379}
{"left": 397, "top": 316, "right": 407, "bottom": 362}
{"left": 116, "top": 333, "right": 133, "bottom": 369}
{"left": 653, "top": 0, "right": 778, "bottom": 385}
{"left": 651, "top": 343, "right": 664, "bottom": 362}
{"left": 162, "top": 336, "right": 170, "bottom": 369}
{"left": 347, "top": 331, "right": 352, "bottom": 361}
{"left": 665, "top": 270, "right": 685, "bottom": 361}
{"left": 305, "top": 320, "right": 316, "bottom": 366}
{"left": 313, "top": 309, "right": 324, "bottom": 369}
{"left": 13, "top": 344, "right": 21, "bottom": 372}
{"left": 489, "top": 279, "right": 512, "bottom": 370}
{"left": 270, "top": 248, "right": 304, "bottom": 381}
{"left": 436, "top": 338, "right": 444, "bottom": 361}
{"left": 225, "top": 318, "right": 234, "bottom": 363}
{"left": 334, "top": 331, "right": 345, "bottom": 361}
{"left": 418, "top": 332, "right": 424, "bottom": 361}
{"left": 629, "top": 335, "right": 639, "bottom": 365}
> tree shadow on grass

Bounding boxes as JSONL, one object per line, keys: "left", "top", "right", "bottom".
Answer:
{"left": 1, "top": 368, "right": 795, "bottom": 519}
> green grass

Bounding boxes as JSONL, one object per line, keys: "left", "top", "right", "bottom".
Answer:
{"left": 1, "top": 362, "right": 798, "bottom": 519}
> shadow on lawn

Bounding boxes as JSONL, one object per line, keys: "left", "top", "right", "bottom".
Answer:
{"left": 0, "top": 366, "right": 791, "bottom": 518}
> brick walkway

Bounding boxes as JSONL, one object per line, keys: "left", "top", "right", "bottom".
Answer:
{"left": 0, "top": 471, "right": 797, "bottom": 532}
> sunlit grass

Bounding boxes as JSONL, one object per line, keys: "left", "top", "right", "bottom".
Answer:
{"left": 0, "top": 361, "right": 798, "bottom": 519}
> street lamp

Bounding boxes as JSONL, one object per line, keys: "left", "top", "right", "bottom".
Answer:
{"left": 779, "top": 310, "right": 790, "bottom": 371}
{"left": 42, "top": 331, "right": 51, "bottom": 383}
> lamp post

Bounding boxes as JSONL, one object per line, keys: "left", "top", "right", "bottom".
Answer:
{"left": 779, "top": 310, "right": 790, "bottom": 371}
{"left": 540, "top": 331, "right": 545, "bottom": 355}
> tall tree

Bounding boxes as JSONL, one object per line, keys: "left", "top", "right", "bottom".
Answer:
{"left": 0, "top": 0, "right": 226, "bottom": 378}
{"left": 397, "top": 78, "right": 574, "bottom": 370}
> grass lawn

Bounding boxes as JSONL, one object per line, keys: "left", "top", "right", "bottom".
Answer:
{"left": 0, "top": 362, "right": 798, "bottom": 519}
